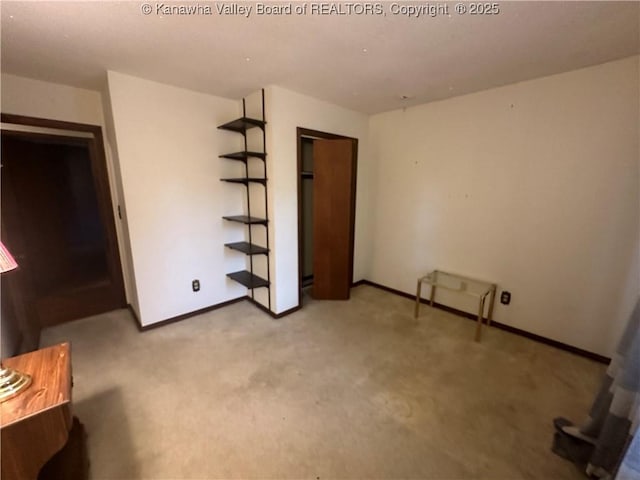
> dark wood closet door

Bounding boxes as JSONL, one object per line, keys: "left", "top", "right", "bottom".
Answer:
{"left": 311, "top": 139, "right": 355, "bottom": 300}
{"left": 1, "top": 131, "right": 126, "bottom": 328}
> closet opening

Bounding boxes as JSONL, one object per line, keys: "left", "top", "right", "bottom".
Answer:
{"left": 1, "top": 114, "right": 126, "bottom": 337}
{"left": 296, "top": 128, "right": 358, "bottom": 305}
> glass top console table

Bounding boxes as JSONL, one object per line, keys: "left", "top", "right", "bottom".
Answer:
{"left": 414, "top": 270, "right": 497, "bottom": 342}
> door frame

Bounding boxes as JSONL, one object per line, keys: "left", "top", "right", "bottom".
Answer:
{"left": 296, "top": 127, "right": 358, "bottom": 307}
{"left": 1, "top": 113, "right": 127, "bottom": 323}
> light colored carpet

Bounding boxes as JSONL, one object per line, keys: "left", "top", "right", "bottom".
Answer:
{"left": 41, "top": 285, "right": 605, "bottom": 480}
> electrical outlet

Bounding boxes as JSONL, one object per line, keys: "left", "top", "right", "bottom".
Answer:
{"left": 192, "top": 279, "right": 200, "bottom": 292}
{"left": 500, "top": 291, "right": 511, "bottom": 305}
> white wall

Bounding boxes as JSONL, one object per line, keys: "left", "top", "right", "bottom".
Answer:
{"left": 1, "top": 73, "right": 105, "bottom": 125}
{"left": 106, "top": 71, "right": 248, "bottom": 326}
{"left": 0, "top": 73, "right": 136, "bottom": 313}
{"left": 265, "top": 86, "right": 371, "bottom": 314}
{"left": 368, "top": 56, "right": 639, "bottom": 356}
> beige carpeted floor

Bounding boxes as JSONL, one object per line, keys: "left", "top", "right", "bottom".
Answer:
{"left": 41, "top": 285, "right": 605, "bottom": 480}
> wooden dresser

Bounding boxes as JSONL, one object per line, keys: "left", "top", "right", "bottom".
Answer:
{"left": 0, "top": 342, "right": 87, "bottom": 480}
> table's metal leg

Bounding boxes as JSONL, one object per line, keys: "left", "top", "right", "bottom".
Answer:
{"left": 486, "top": 285, "right": 497, "bottom": 327}
{"left": 474, "top": 295, "right": 486, "bottom": 342}
{"left": 414, "top": 279, "right": 422, "bottom": 318}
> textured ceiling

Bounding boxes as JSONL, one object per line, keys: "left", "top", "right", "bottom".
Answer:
{"left": 1, "top": 1, "right": 639, "bottom": 114}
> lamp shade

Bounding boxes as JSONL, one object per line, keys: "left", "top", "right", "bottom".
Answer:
{"left": 0, "top": 242, "right": 18, "bottom": 273}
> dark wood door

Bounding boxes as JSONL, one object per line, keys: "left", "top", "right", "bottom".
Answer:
{"left": 1, "top": 131, "right": 126, "bottom": 328}
{"left": 1, "top": 216, "right": 40, "bottom": 355}
{"left": 311, "top": 139, "right": 356, "bottom": 300}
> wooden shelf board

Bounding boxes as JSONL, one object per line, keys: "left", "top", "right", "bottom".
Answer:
{"left": 225, "top": 241, "right": 269, "bottom": 255}
{"left": 222, "top": 215, "right": 268, "bottom": 225}
{"left": 227, "top": 270, "right": 269, "bottom": 289}
{"left": 218, "top": 117, "right": 265, "bottom": 134}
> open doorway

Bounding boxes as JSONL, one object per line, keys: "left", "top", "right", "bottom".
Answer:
{"left": 297, "top": 128, "right": 358, "bottom": 304}
{"left": 1, "top": 115, "right": 126, "bottom": 334}
{"left": 300, "top": 137, "right": 315, "bottom": 289}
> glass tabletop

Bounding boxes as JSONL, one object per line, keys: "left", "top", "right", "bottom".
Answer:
{"left": 419, "top": 270, "right": 495, "bottom": 298}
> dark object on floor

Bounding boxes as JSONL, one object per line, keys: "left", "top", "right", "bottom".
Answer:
{"left": 38, "top": 417, "right": 89, "bottom": 480}
{"left": 552, "top": 417, "right": 594, "bottom": 468}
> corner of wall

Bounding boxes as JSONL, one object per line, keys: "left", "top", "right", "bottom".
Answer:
{"left": 103, "top": 75, "right": 141, "bottom": 318}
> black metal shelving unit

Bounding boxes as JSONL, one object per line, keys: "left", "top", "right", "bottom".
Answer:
{"left": 219, "top": 89, "right": 271, "bottom": 310}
